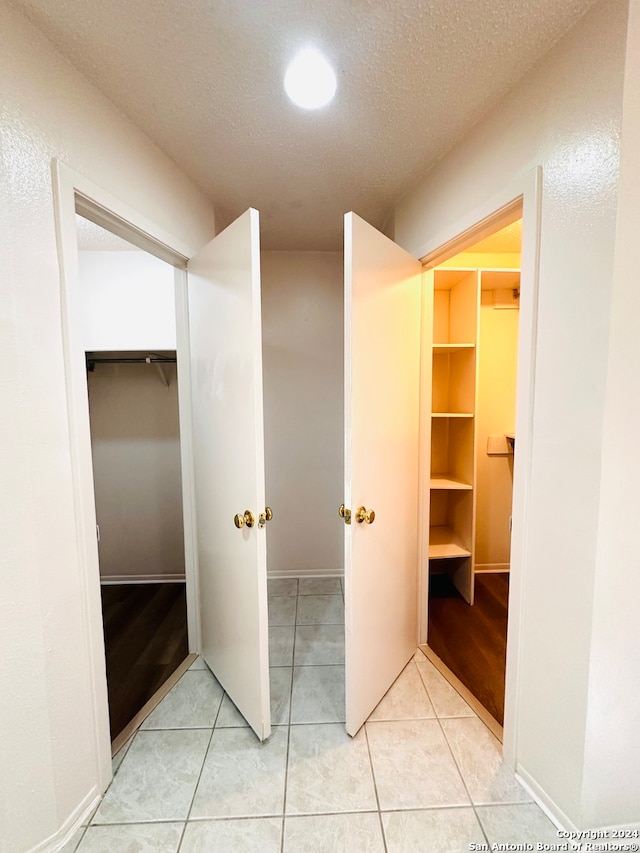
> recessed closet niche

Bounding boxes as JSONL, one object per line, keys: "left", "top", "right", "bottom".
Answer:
{"left": 77, "top": 217, "right": 188, "bottom": 743}
{"left": 260, "top": 250, "right": 344, "bottom": 581}
{"left": 425, "top": 219, "right": 521, "bottom": 726}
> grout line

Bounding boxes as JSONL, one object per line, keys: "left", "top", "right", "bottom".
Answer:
{"left": 431, "top": 708, "right": 492, "bottom": 847}
{"left": 86, "top": 804, "right": 488, "bottom": 829}
{"left": 87, "top": 818, "right": 188, "bottom": 827}
{"left": 176, "top": 728, "right": 214, "bottom": 852}
{"left": 417, "top": 645, "right": 503, "bottom": 741}
{"left": 363, "top": 723, "right": 388, "bottom": 853}
{"left": 289, "top": 593, "right": 298, "bottom": 716}
{"left": 176, "top": 690, "right": 225, "bottom": 851}
{"left": 280, "top": 592, "right": 300, "bottom": 853}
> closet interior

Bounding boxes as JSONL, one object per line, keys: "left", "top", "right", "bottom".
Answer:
{"left": 77, "top": 216, "right": 189, "bottom": 744}
{"left": 425, "top": 218, "right": 522, "bottom": 726}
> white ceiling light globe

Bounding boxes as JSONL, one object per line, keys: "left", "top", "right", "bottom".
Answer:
{"left": 284, "top": 48, "right": 337, "bottom": 110}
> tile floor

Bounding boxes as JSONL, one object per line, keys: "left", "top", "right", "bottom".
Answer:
{"left": 62, "top": 577, "right": 560, "bottom": 852}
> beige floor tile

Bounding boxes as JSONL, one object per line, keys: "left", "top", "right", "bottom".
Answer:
{"left": 141, "top": 670, "right": 223, "bottom": 730}
{"left": 268, "top": 578, "right": 299, "bottom": 596}
{"left": 268, "top": 595, "right": 297, "bottom": 626}
{"left": 298, "top": 577, "right": 342, "bottom": 595}
{"left": 294, "top": 624, "right": 345, "bottom": 665}
{"left": 366, "top": 719, "right": 470, "bottom": 810}
{"left": 296, "top": 594, "right": 344, "bottom": 625}
{"left": 111, "top": 736, "right": 134, "bottom": 775}
{"left": 76, "top": 823, "right": 182, "bottom": 852}
{"left": 180, "top": 817, "right": 282, "bottom": 852}
{"left": 284, "top": 813, "right": 384, "bottom": 852}
{"left": 215, "top": 668, "right": 292, "bottom": 728}
{"left": 414, "top": 653, "right": 475, "bottom": 718}
{"left": 270, "top": 666, "right": 293, "bottom": 725}
{"left": 382, "top": 807, "right": 485, "bottom": 853}
{"left": 269, "top": 625, "right": 295, "bottom": 666}
{"left": 440, "top": 717, "right": 531, "bottom": 804}
{"left": 83, "top": 577, "right": 541, "bottom": 852}
{"left": 190, "top": 726, "right": 288, "bottom": 818}
{"left": 476, "top": 803, "right": 560, "bottom": 845}
{"left": 368, "top": 660, "right": 435, "bottom": 722}
{"left": 93, "top": 729, "right": 210, "bottom": 824}
{"left": 286, "top": 723, "right": 377, "bottom": 815}
{"left": 290, "top": 665, "right": 345, "bottom": 723}
{"left": 215, "top": 694, "right": 248, "bottom": 728}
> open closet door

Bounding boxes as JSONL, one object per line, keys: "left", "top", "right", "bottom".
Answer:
{"left": 187, "top": 208, "right": 270, "bottom": 740}
{"left": 344, "top": 212, "right": 422, "bottom": 736}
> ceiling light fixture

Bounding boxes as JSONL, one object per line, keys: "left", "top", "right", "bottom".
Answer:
{"left": 284, "top": 48, "right": 337, "bottom": 110}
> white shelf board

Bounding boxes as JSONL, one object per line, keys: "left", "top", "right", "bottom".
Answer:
{"left": 480, "top": 268, "right": 520, "bottom": 290}
{"left": 432, "top": 343, "right": 475, "bottom": 353}
{"left": 431, "top": 412, "right": 474, "bottom": 418}
{"left": 428, "top": 526, "right": 472, "bottom": 559}
{"left": 430, "top": 475, "right": 473, "bottom": 490}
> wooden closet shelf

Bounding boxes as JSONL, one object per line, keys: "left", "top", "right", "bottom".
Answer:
{"left": 432, "top": 343, "right": 475, "bottom": 353}
{"left": 429, "top": 526, "right": 472, "bottom": 559}
{"left": 430, "top": 476, "right": 473, "bottom": 490}
{"left": 431, "top": 412, "right": 474, "bottom": 418}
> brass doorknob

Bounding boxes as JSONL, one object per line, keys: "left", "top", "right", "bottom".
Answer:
{"left": 338, "top": 504, "right": 351, "bottom": 525}
{"left": 355, "top": 506, "right": 375, "bottom": 524}
{"left": 258, "top": 506, "right": 274, "bottom": 528}
{"left": 234, "top": 510, "right": 255, "bottom": 529}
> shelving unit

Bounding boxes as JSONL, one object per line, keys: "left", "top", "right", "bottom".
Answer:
{"left": 424, "top": 263, "right": 521, "bottom": 604}
{"left": 427, "top": 268, "right": 480, "bottom": 604}
{"left": 429, "top": 526, "right": 471, "bottom": 558}
{"left": 429, "top": 476, "right": 472, "bottom": 490}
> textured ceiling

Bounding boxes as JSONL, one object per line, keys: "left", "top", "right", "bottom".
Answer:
{"left": 14, "top": 0, "right": 597, "bottom": 249}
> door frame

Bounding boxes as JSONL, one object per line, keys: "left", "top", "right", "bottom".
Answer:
{"left": 51, "top": 159, "right": 203, "bottom": 790}
{"left": 414, "top": 166, "right": 542, "bottom": 770}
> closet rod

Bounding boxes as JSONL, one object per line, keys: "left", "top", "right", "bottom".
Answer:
{"left": 86, "top": 355, "right": 176, "bottom": 364}
{"left": 86, "top": 353, "right": 177, "bottom": 378}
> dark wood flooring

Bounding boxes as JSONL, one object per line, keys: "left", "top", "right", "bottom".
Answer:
{"left": 427, "top": 572, "right": 509, "bottom": 725}
{"left": 100, "top": 583, "right": 189, "bottom": 742}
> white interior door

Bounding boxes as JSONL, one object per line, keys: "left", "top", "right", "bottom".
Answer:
{"left": 187, "top": 208, "right": 270, "bottom": 740}
{"left": 344, "top": 212, "right": 423, "bottom": 736}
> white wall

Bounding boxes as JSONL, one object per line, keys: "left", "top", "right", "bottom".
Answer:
{"left": 475, "top": 295, "right": 519, "bottom": 570}
{"left": 583, "top": 0, "right": 640, "bottom": 827}
{"left": 261, "top": 251, "right": 344, "bottom": 577}
{"left": 79, "top": 250, "right": 177, "bottom": 351}
{"left": 88, "top": 363, "right": 185, "bottom": 582}
{"left": 393, "top": 0, "right": 629, "bottom": 829}
{"left": 0, "top": 5, "right": 215, "bottom": 851}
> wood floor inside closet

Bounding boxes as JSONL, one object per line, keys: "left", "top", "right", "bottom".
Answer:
{"left": 427, "top": 572, "right": 509, "bottom": 725}
{"left": 100, "top": 582, "right": 189, "bottom": 743}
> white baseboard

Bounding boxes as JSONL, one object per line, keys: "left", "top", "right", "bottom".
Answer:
{"left": 518, "top": 765, "right": 640, "bottom": 834}
{"left": 100, "top": 574, "right": 186, "bottom": 584}
{"left": 474, "top": 563, "right": 510, "bottom": 573}
{"left": 515, "top": 763, "right": 577, "bottom": 833}
{"left": 29, "top": 787, "right": 100, "bottom": 853}
{"left": 267, "top": 568, "right": 344, "bottom": 579}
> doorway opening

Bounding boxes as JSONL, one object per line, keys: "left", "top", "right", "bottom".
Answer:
{"left": 419, "top": 200, "right": 527, "bottom": 734}
{"left": 76, "top": 215, "right": 192, "bottom": 746}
